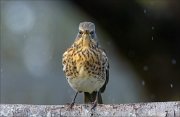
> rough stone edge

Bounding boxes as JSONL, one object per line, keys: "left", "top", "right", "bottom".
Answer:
{"left": 0, "top": 101, "right": 180, "bottom": 116}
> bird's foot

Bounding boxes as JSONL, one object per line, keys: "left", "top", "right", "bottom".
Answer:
{"left": 67, "top": 102, "right": 75, "bottom": 110}
{"left": 91, "top": 100, "right": 97, "bottom": 110}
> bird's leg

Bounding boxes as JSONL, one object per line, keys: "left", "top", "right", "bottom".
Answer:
{"left": 91, "top": 91, "right": 99, "bottom": 110}
{"left": 69, "top": 92, "right": 78, "bottom": 109}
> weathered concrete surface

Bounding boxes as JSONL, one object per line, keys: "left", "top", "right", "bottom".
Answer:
{"left": 0, "top": 101, "right": 180, "bottom": 116}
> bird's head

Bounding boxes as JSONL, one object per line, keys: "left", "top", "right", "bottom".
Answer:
{"left": 73, "top": 22, "right": 98, "bottom": 49}
{"left": 77, "top": 22, "right": 96, "bottom": 40}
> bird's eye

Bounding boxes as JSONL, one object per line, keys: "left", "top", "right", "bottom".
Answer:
{"left": 79, "top": 31, "right": 83, "bottom": 34}
{"left": 90, "top": 31, "right": 94, "bottom": 35}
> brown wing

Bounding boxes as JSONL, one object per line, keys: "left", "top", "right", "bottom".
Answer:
{"left": 99, "top": 49, "right": 109, "bottom": 93}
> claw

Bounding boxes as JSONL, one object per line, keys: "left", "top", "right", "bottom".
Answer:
{"left": 67, "top": 92, "right": 78, "bottom": 110}
{"left": 67, "top": 102, "right": 75, "bottom": 110}
{"left": 91, "top": 100, "right": 97, "bottom": 110}
{"left": 91, "top": 91, "right": 99, "bottom": 110}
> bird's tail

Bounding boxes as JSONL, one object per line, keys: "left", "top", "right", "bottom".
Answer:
{"left": 84, "top": 92, "right": 103, "bottom": 104}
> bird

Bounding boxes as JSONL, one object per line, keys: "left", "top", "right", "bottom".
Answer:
{"left": 62, "top": 22, "right": 109, "bottom": 109}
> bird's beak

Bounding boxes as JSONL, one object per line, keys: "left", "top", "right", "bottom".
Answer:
{"left": 82, "top": 30, "right": 91, "bottom": 40}
{"left": 82, "top": 30, "right": 91, "bottom": 47}
{"left": 84, "top": 30, "right": 90, "bottom": 34}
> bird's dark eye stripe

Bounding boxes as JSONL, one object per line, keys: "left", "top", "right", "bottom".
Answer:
{"left": 79, "top": 31, "right": 83, "bottom": 34}
{"left": 90, "top": 31, "right": 94, "bottom": 34}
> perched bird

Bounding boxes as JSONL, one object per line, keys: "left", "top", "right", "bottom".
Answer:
{"left": 62, "top": 22, "right": 109, "bottom": 109}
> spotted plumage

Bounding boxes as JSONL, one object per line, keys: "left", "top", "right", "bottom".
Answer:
{"left": 62, "top": 22, "right": 109, "bottom": 108}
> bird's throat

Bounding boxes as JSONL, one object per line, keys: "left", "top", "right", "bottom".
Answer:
{"left": 82, "top": 35, "right": 91, "bottom": 48}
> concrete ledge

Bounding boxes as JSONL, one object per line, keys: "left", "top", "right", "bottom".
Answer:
{"left": 0, "top": 101, "right": 180, "bottom": 116}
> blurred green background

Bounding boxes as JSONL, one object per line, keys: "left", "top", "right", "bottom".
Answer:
{"left": 0, "top": 0, "right": 179, "bottom": 105}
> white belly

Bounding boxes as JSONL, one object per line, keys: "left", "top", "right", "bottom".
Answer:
{"left": 68, "top": 76, "right": 105, "bottom": 93}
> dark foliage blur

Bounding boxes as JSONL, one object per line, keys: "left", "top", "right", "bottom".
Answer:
{"left": 71, "top": 0, "right": 180, "bottom": 101}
